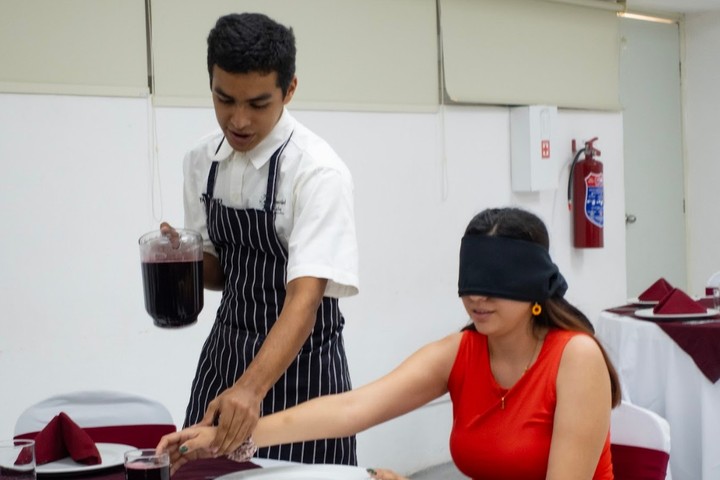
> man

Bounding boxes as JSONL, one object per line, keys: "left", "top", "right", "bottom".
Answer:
{"left": 163, "top": 12, "right": 359, "bottom": 465}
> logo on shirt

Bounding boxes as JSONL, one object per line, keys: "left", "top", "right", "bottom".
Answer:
{"left": 259, "top": 195, "right": 286, "bottom": 214}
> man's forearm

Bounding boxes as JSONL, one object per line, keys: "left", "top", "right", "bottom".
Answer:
{"left": 234, "top": 276, "right": 327, "bottom": 395}
{"left": 203, "top": 252, "right": 225, "bottom": 290}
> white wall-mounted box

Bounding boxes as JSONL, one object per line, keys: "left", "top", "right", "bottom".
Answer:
{"left": 510, "top": 105, "right": 559, "bottom": 192}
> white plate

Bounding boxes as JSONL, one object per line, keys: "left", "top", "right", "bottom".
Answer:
{"left": 634, "top": 307, "right": 719, "bottom": 319}
{"left": 36, "top": 442, "right": 134, "bottom": 475}
{"left": 216, "top": 464, "right": 370, "bottom": 479}
{"left": 627, "top": 297, "right": 659, "bottom": 306}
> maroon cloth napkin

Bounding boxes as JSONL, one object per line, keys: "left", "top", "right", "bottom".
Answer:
{"left": 33, "top": 412, "right": 101, "bottom": 466}
{"left": 653, "top": 288, "right": 706, "bottom": 314}
{"left": 173, "top": 458, "right": 262, "bottom": 480}
{"left": 638, "top": 278, "right": 673, "bottom": 301}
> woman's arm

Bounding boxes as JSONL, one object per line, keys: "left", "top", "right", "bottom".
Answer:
{"left": 546, "top": 335, "right": 612, "bottom": 480}
{"left": 158, "top": 333, "right": 461, "bottom": 462}
{"left": 253, "top": 332, "right": 460, "bottom": 446}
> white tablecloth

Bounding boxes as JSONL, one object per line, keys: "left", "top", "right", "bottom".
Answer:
{"left": 595, "top": 311, "right": 720, "bottom": 480}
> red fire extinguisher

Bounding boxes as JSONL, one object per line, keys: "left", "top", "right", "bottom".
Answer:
{"left": 568, "top": 137, "right": 604, "bottom": 248}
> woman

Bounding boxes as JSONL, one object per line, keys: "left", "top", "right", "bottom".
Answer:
{"left": 157, "top": 207, "right": 621, "bottom": 480}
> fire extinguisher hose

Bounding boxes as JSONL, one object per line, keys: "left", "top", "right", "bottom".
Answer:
{"left": 567, "top": 147, "right": 586, "bottom": 210}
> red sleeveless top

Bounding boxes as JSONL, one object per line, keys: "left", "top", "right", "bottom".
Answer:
{"left": 447, "top": 329, "right": 613, "bottom": 479}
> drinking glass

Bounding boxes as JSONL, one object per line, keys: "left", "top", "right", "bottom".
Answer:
{"left": 139, "top": 229, "right": 204, "bottom": 328}
{"left": 0, "top": 439, "right": 35, "bottom": 480}
{"left": 124, "top": 449, "right": 169, "bottom": 480}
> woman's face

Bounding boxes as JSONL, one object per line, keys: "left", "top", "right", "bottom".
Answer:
{"left": 461, "top": 295, "right": 533, "bottom": 336}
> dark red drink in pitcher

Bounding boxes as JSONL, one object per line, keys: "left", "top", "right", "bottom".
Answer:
{"left": 139, "top": 229, "right": 203, "bottom": 328}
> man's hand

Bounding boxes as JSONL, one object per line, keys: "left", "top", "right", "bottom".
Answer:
{"left": 159, "top": 222, "right": 180, "bottom": 248}
{"left": 199, "top": 384, "right": 262, "bottom": 456}
{"left": 198, "top": 277, "right": 327, "bottom": 456}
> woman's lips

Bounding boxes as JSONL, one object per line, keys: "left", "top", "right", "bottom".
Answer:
{"left": 471, "top": 308, "right": 493, "bottom": 319}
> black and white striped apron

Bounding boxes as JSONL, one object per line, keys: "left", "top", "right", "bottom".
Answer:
{"left": 183, "top": 135, "right": 356, "bottom": 465}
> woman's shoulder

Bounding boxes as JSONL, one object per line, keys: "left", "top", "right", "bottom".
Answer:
{"left": 543, "top": 329, "right": 605, "bottom": 372}
{"left": 550, "top": 329, "right": 601, "bottom": 353}
{"left": 429, "top": 331, "right": 464, "bottom": 355}
{"left": 418, "top": 332, "right": 464, "bottom": 371}
{"left": 547, "top": 329, "right": 596, "bottom": 348}
{"left": 553, "top": 330, "right": 607, "bottom": 381}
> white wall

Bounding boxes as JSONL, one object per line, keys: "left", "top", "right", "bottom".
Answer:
{"left": 683, "top": 11, "right": 720, "bottom": 294}
{"left": 0, "top": 93, "right": 627, "bottom": 474}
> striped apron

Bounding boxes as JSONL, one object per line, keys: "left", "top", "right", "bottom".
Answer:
{"left": 183, "top": 135, "right": 356, "bottom": 465}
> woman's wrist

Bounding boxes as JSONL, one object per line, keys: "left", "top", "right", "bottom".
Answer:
{"left": 226, "top": 437, "right": 258, "bottom": 463}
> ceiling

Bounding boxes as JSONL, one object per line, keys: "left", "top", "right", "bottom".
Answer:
{"left": 627, "top": 0, "right": 720, "bottom": 14}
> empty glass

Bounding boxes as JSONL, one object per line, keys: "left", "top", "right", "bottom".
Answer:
{"left": 0, "top": 439, "right": 35, "bottom": 480}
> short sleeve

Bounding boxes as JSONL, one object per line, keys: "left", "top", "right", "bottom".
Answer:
{"left": 286, "top": 166, "right": 359, "bottom": 298}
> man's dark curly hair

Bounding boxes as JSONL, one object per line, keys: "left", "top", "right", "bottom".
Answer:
{"left": 207, "top": 13, "right": 296, "bottom": 96}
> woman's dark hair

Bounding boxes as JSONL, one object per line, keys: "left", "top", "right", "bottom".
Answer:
{"left": 206, "top": 13, "right": 296, "bottom": 97}
{"left": 463, "top": 207, "right": 621, "bottom": 407}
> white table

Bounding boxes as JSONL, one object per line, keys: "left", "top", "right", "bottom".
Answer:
{"left": 595, "top": 311, "right": 720, "bottom": 480}
{"left": 218, "top": 458, "right": 370, "bottom": 479}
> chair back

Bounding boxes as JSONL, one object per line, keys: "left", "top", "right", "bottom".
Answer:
{"left": 14, "top": 390, "right": 176, "bottom": 448}
{"left": 705, "top": 271, "right": 720, "bottom": 295}
{"left": 610, "top": 401, "right": 671, "bottom": 480}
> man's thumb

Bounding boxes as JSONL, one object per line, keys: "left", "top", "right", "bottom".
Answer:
{"left": 199, "top": 407, "right": 218, "bottom": 426}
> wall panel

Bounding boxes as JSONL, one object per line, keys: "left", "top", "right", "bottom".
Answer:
{"left": 440, "top": 0, "right": 621, "bottom": 109}
{"left": 150, "top": 0, "right": 439, "bottom": 111}
{"left": 0, "top": 0, "right": 148, "bottom": 96}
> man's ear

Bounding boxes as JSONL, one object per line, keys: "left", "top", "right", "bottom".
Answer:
{"left": 283, "top": 76, "right": 298, "bottom": 104}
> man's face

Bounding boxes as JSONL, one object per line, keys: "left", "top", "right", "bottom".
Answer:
{"left": 210, "top": 65, "right": 296, "bottom": 152}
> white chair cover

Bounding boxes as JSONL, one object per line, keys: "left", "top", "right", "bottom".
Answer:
{"left": 611, "top": 401, "right": 672, "bottom": 480}
{"left": 14, "top": 390, "right": 176, "bottom": 448}
{"left": 706, "top": 271, "right": 720, "bottom": 289}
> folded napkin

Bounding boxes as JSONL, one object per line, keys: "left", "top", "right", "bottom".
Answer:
{"left": 638, "top": 277, "right": 673, "bottom": 301}
{"left": 653, "top": 288, "right": 707, "bottom": 315}
{"left": 34, "top": 412, "right": 101, "bottom": 466}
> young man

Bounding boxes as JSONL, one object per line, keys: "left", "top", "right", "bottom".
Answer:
{"left": 165, "top": 12, "right": 359, "bottom": 465}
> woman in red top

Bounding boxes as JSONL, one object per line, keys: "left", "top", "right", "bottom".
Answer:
{"left": 158, "top": 207, "right": 621, "bottom": 480}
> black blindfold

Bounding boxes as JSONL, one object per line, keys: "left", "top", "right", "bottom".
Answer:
{"left": 458, "top": 236, "right": 567, "bottom": 302}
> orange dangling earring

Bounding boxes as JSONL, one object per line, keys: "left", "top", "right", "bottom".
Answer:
{"left": 531, "top": 302, "right": 542, "bottom": 316}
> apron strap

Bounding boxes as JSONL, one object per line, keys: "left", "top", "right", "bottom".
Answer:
{"left": 263, "top": 131, "right": 294, "bottom": 212}
{"left": 204, "top": 137, "right": 226, "bottom": 199}
{"left": 205, "top": 161, "right": 220, "bottom": 199}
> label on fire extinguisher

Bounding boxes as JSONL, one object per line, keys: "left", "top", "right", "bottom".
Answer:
{"left": 584, "top": 172, "right": 604, "bottom": 227}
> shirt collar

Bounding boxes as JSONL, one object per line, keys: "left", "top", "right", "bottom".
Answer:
{"left": 212, "top": 107, "right": 295, "bottom": 168}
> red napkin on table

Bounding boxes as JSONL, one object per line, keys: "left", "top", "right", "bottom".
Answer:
{"left": 33, "top": 412, "right": 101, "bottom": 466}
{"left": 638, "top": 277, "right": 674, "bottom": 301}
{"left": 653, "top": 288, "right": 707, "bottom": 314}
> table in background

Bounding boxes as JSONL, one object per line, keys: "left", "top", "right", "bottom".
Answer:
{"left": 595, "top": 309, "right": 720, "bottom": 480}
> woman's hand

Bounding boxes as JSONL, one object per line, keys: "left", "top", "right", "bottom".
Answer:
{"left": 367, "top": 467, "right": 410, "bottom": 480}
{"left": 156, "top": 425, "right": 217, "bottom": 475}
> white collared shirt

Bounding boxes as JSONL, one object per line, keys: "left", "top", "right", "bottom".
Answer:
{"left": 183, "top": 109, "right": 359, "bottom": 298}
